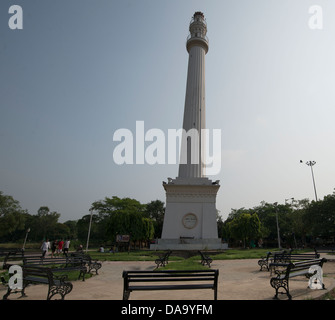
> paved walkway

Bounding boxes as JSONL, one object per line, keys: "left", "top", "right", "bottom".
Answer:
{"left": 1, "top": 254, "right": 335, "bottom": 300}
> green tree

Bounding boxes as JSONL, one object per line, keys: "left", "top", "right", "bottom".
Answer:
{"left": 106, "top": 209, "right": 154, "bottom": 244}
{"left": 145, "top": 200, "right": 165, "bottom": 238}
{"left": 283, "top": 199, "right": 310, "bottom": 247}
{"left": 91, "top": 196, "right": 145, "bottom": 216}
{"left": 63, "top": 220, "right": 78, "bottom": 239}
{"left": 304, "top": 194, "right": 335, "bottom": 240}
{"left": 76, "top": 213, "right": 100, "bottom": 243}
{"left": 0, "top": 191, "right": 27, "bottom": 241}
{"left": 253, "top": 202, "right": 293, "bottom": 246}
{"left": 35, "top": 206, "right": 61, "bottom": 240}
{"left": 227, "top": 213, "right": 261, "bottom": 248}
{"left": 217, "top": 211, "right": 225, "bottom": 240}
{"left": 91, "top": 196, "right": 154, "bottom": 245}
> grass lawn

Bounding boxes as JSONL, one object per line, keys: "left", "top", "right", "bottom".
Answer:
{"left": 87, "top": 248, "right": 314, "bottom": 270}
{"left": 89, "top": 250, "right": 184, "bottom": 262}
{"left": 88, "top": 248, "right": 306, "bottom": 262}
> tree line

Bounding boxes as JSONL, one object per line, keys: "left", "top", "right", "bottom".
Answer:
{"left": 0, "top": 191, "right": 164, "bottom": 247}
{"left": 1, "top": 190, "right": 334, "bottom": 248}
{"left": 220, "top": 194, "right": 335, "bottom": 248}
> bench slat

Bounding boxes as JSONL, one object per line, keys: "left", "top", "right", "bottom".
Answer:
{"left": 128, "top": 277, "right": 215, "bottom": 282}
{"left": 128, "top": 284, "right": 215, "bottom": 291}
{"left": 24, "top": 276, "right": 49, "bottom": 284}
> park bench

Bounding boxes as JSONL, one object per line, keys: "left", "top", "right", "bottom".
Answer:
{"left": 2, "top": 265, "right": 73, "bottom": 300}
{"left": 314, "top": 247, "right": 335, "bottom": 255}
{"left": 122, "top": 269, "right": 219, "bottom": 300}
{"left": 154, "top": 250, "right": 172, "bottom": 269}
{"left": 269, "top": 258, "right": 327, "bottom": 300}
{"left": 257, "top": 250, "right": 286, "bottom": 271}
{"left": 70, "top": 252, "right": 102, "bottom": 274}
{"left": 314, "top": 247, "right": 335, "bottom": 262}
{"left": 0, "top": 248, "right": 22, "bottom": 258}
{"left": 315, "top": 247, "right": 335, "bottom": 253}
{"left": 23, "top": 256, "right": 87, "bottom": 281}
{"left": 273, "top": 252, "right": 320, "bottom": 263}
{"left": 198, "top": 251, "right": 213, "bottom": 268}
{"left": 2, "top": 250, "right": 25, "bottom": 269}
{"left": 2, "top": 252, "right": 70, "bottom": 269}
{"left": 270, "top": 251, "right": 320, "bottom": 274}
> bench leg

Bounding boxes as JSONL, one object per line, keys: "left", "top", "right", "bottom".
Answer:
{"left": 2, "top": 287, "right": 11, "bottom": 300}
{"left": 78, "top": 269, "right": 86, "bottom": 281}
{"left": 48, "top": 282, "right": 73, "bottom": 300}
{"left": 154, "top": 259, "right": 166, "bottom": 269}
{"left": 201, "top": 259, "right": 210, "bottom": 267}
{"left": 3, "top": 284, "right": 28, "bottom": 300}
{"left": 202, "top": 259, "right": 211, "bottom": 268}
{"left": 88, "top": 262, "right": 101, "bottom": 275}
{"left": 123, "top": 290, "right": 130, "bottom": 300}
{"left": 92, "top": 267, "right": 97, "bottom": 275}
{"left": 270, "top": 278, "right": 291, "bottom": 300}
{"left": 94, "top": 262, "right": 102, "bottom": 274}
{"left": 258, "top": 260, "right": 268, "bottom": 271}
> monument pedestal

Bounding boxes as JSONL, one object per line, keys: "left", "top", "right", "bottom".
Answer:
{"left": 150, "top": 177, "right": 227, "bottom": 250}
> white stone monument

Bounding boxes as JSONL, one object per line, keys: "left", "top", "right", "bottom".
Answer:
{"left": 151, "top": 12, "right": 226, "bottom": 250}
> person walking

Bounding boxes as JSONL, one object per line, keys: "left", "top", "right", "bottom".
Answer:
{"left": 41, "top": 239, "right": 50, "bottom": 258}
{"left": 63, "top": 239, "right": 70, "bottom": 257}
{"left": 51, "top": 239, "right": 58, "bottom": 258}
{"left": 57, "top": 239, "right": 64, "bottom": 256}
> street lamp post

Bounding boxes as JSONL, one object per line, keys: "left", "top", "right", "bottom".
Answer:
{"left": 284, "top": 198, "right": 297, "bottom": 249}
{"left": 86, "top": 208, "right": 93, "bottom": 253}
{"left": 274, "top": 202, "right": 281, "bottom": 249}
{"left": 300, "top": 160, "right": 318, "bottom": 201}
{"left": 22, "top": 228, "right": 30, "bottom": 251}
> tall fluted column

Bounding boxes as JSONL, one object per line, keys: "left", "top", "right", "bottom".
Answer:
{"left": 178, "top": 12, "right": 209, "bottom": 178}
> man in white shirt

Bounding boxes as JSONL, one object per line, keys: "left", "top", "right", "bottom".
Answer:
{"left": 63, "top": 239, "right": 70, "bottom": 256}
{"left": 41, "top": 239, "right": 50, "bottom": 258}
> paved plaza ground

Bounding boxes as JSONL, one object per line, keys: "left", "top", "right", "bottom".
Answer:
{"left": 1, "top": 253, "right": 335, "bottom": 301}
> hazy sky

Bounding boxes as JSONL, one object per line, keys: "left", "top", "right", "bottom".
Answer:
{"left": 1, "top": 0, "right": 335, "bottom": 223}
